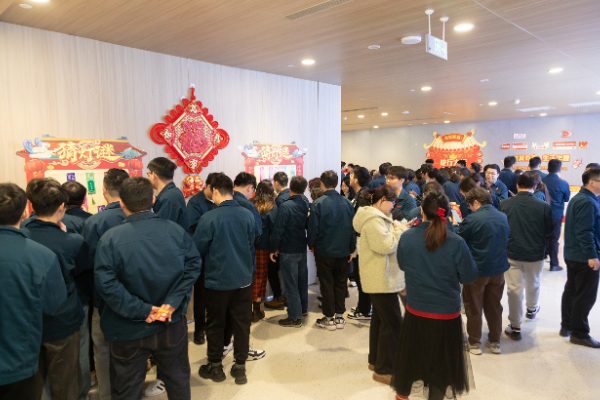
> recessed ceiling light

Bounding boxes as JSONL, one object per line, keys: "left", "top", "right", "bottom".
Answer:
{"left": 287, "top": 64, "right": 295, "bottom": 68}
{"left": 381, "top": 112, "right": 388, "bottom": 116}
{"left": 568, "top": 101, "right": 600, "bottom": 107}
{"left": 540, "top": 113, "right": 547, "bottom": 116}
{"left": 408, "top": 124, "right": 412, "bottom": 126}
{"left": 548, "top": 68, "right": 563, "bottom": 74}
{"left": 301, "top": 59, "right": 315, "bottom": 65}
{"left": 358, "top": 115, "right": 364, "bottom": 118}
{"left": 444, "top": 121, "right": 450, "bottom": 123}
{"left": 19, "top": 3, "right": 33, "bottom": 8}
{"left": 454, "top": 23, "right": 474, "bottom": 32}
{"left": 402, "top": 111, "right": 409, "bottom": 114}
{"left": 480, "top": 79, "right": 489, "bottom": 82}
{"left": 31, "top": 0, "right": 49, "bottom": 2}
{"left": 517, "top": 106, "right": 555, "bottom": 112}
{"left": 368, "top": 45, "right": 380, "bottom": 50}
{"left": 488, "top": 101, "right": 497, "bottom": 106}
{"left": 423, "top": 123, "right": 428, "bottom": 124}
{"left": 421, "top": 86, "right": 432, "bottom": 91}
{"left": 374, "top": 126, "right": 379, "bottom": 129}
{"left": 596, "top": 91, "right": 600, "bottom": 95}
{"left": 401, "top": 36, "right": 422, "bottom": 45}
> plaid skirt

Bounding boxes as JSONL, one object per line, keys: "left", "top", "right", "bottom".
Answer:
{"left": 252, "top": 249, "right": 270, "bottom": 302}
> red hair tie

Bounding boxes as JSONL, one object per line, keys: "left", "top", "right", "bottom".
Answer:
{"left": 437, "top": 207, "right": 447, "bottom": 223}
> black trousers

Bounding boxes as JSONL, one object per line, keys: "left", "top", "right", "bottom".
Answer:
{"left": 369, "top": 293, "right": 402, "bottom": 375}
{"left": 193, "top": 269, "right": 206, "bottom": 334}
{"left": 561, "top": 259, "right": 600, "bottom": 339}
{"left": 267, "top": 257, "right": 282, "bottom": 299}
{"left": 354, "top": 256, "right": 372, "bottom": 315}
{"left": 110, "top": 319, "right": 190, "bottom": 400}
{"left": 206, "top": 286, "right": 252, "bottom": 364}
{"left": 547, "top": 219, "right": 563, "bottom": 268}
{"left": 0, "top": 373, "right": 44, "bottom": 400}
{"left": 315, "top": 255, "right": 348, "bottom": 317}
{"left": 348, "top": 259, "right": 355, "bottom": 281}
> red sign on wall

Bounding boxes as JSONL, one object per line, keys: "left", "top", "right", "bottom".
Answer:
{"left": 423, "top": 129, "right": 486, "bottom": 168}
{"left": 500, "top": 143, "right": 510, "bottom": 150}
{"left": 513, "top": 142, "right": 528, "bottom": 150}
{"left": 553, "top": 141, "right": 577, "bottom": 149}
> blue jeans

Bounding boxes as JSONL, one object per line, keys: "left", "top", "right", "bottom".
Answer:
{"left": 280, "top": 252, "right": 308, "bottom": 320}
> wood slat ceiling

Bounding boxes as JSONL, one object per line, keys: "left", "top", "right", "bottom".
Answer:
{"left": 2, "top": 0, "right": 599, "bottom": 131}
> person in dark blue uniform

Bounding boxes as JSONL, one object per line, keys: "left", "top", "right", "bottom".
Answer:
{"left": 148, "top": 157, "right": 189, "bottom": 232}
{"left": 443, "top": 166, "right": 464, "bottom": 204}
{"left": 0, "top": 183, "right": 67, "bottom": 400}
{"left": 82, "top": 168, "right": 129, "bottom": 400}
{"left": 528, "top": 156, "right": 548, "bottom": 179}
{"left": 194, "top": 173, "right": 256, "bottom": 384}
{"left": 367, "top": 162, "right": 391, "bottom": 189}
{"left": 186, "top": 172, "right": 218, "bottom": 345}
{"left": 19, "top": 177, "right": 49, "bottom": 228}
{"left": 62, "top": 180, "right": 92, "bottom": 234}
{"left": 560, "top": 168, "right": 600, "bottom": 348}
{"left": 542, "top": 159, "right": 571, "bottom": 271}
{"left": 499, "top": 156, "right": 518, "bottom": 196}
{"left": 458, "top": 177, "right": 478, "bottom": 221}
{"left": 484, "top": 164, "right": 508, "bottom": 209}
{"left": 21, "top": 179, "right": 87, "bottom": 400}
{"left": 404, "top": 169, "right": 420, "bottom": 197}
{"left": 95, "top": 177, "right": 201, "bottom": 399}
{"left": 386, "top": 166, "right": 417, "bottom": 215}
{"left": 308, "top": 170, "right": 356, "bottom": 331}
{"left": 270, "top": 176, "right": 309, "bottom": 328}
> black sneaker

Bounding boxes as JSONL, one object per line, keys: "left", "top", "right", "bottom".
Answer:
{"left": 559, "top": 328, "right": 571, "bottom": 337}
{"left": 526, "top": 306, "right": 540, "bottom": 320}
{"left": 347, "top": 310, "right": 371, "bottom": 321}
{"left": 230, "top": 364, "right": 248, "bottom": 385}
{"left": 199, "top": 362, "right": 226, "bottom": 382}
{"left": 504, "top": 324, "right": 522, "bottom": 341}
{"left": 302, "top": 310, "right": 308, "bottom": 316}
{"left": 279, "top": 318, "right": 303, "bottom": 328}
{"left": 193, "top": 330, "right": 205, "bottom": 345}
{"left": 549, "top": 265, "right": 563, "bottom": 272}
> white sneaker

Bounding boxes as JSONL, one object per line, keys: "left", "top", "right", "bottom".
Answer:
{"left": 486, "top": 341, "right": 502, "bottom": 354}
{"left": 316, "top": 316, "right": 336, "bottom": 331}
{"left": 469, "top": 343, "right": 482, "bottom": 355}
{"left": 348, "top": 280, "right": 357, "bottom": 287}
{"left": 248, "top": 347, "right": 266, "bottom": 361}
{"left": 334, "top": 316, "right": 346, "bottom": 329}
{"left": 144, "top": 379, "right": 166, "bottom": 397}
{"left": 347, "top": 311, "right": 371, "bottom": 321}
{"left": 222, "top": 342, "right": 234, "bottom": 359}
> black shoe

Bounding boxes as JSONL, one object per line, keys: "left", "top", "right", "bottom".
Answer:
{"left": 549, "top": 265, "right": 564, "bottom": 272}
{"left": 199, "top": 362, "right": 226, "bottom": 382}
{"left": 317, "top": 296, "right": 323, "bottom": 302}
{"left": 230, "top": 364, "right": 248, "bottom": 385}
{"left": 559, "top": 328, "right": 571, "bottom": 337}
{"left": 302, "top": 310, "right": 308, "bottom": 316}
{"left": 279, "top": 318, "right": 303, "bottom": 328}
{"left": 193, "top": 331, "right": 205, "bottom": 345}
{"left": 504, "top": 325, "right": 522, "bottom": 341}
{"left": 526, "top": 306, "right": 540, "bottom": 320}
{"left": 570, "top": 336, "right": 600, "bottom": 348}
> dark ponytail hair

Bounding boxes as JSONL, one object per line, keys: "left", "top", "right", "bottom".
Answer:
{"left": 421, "top": 190, "right": 450, "bottom": 252}
{"left": 365, "top": 184, "right": 397, "bottom": 206}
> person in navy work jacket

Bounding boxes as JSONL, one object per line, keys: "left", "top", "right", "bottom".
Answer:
{"left": 148, "top": 157, "right": 189, "bottom": 232}
{"left": 404, "top": 169, "right": 421, "bottom": 197}
{"left": 386, "top": 166, "right": 417, "bottom": 215}
{"left": 484, "top": 164, "right": 508, "bottom": 209}
{"left": 273, "top": 171, "right": 309, "bottom": 206}
{"left": 62, "top": 180, "right": 92, "bottom": 234}
{"left": 81, "top": 168, "right": 129, "bottom": 400}
{"left": 270, "top": 176, "right": 310, "bottom": 328}
{"left": 457, "top": 187, "right": 510, "bottom": 355}
{"left": 542, "top": 159, "right": 571, "bottom": 271}
{"left": 443, "top": 166, "right": 463, "bottom": 204}
{"left": 458, "top": 176, "right": 478, "bottom": 221}
{"left": 95, "top": 177, "right": 201, "bottom": 400}
{"left": 0, "top": 183, "right": 67, "bottom": 400}
{"left": 560, "top": 167, "right": 600, "bottom": 348}
{"left": 21, "top": 179, "right": 87, "bottom": 400}
{"left": 19, "top": 177, "right": 50, "bottom": 228}
{"left": 367, "top": 162, "right": 391, "bottom": 189}
{"left": 194, "top": 173, "right": 256, "bottom": 385}
{"left": 499, "top": 156, "right": 518, "bottom": 196}
{"left": 308, "top": 170, "right": 356, "bottom": 331}
{"left": 392, "top": 190, "right": 478, "bottom": 400}
{"left": 528, "top": 156, "right": 547, "bottom": 179}
{"left": 186, "top": 172, "right": 217, "bottom": 346}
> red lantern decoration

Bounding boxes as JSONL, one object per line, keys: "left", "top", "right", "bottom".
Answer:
{"left": 24, "top": 159, "right": 45, "bottom": 178}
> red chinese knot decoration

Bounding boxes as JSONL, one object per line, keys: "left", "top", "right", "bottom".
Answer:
{"left": 423, "top": 129, "right": 487, "bottom": 168}
{"left": 149, "top": 87, "right": 230, "bottom": 174}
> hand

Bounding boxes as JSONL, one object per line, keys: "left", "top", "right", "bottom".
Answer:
{"left": 589, "top": 259, "right": 600, "bottom": 271}
{"left": 146, "top": 306, "right": 160, "bottom": 323}
{"left": 157, "top": 304, "right": 176, "bottom": 322}
{"left": 508, "top": 190, "right": 515, "bottom": 197}
{"left": 58, "top": 221, "right": 67, "bottom": 232}
{"left": 392, "top": 220, "right": 402, "bottom": 229}
{"left": 270, "top": 251, "right": 279, "bottom": 262}
{"left": 409, "top": 191, "right": 417, "bottom": 198}
{"left": 348, "top": 255, "right": 353, "bottom": 263}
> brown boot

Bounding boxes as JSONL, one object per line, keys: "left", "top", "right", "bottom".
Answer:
{"left": 373, "top": 372, "right": 391, "bottom": 385}
{"left": 264, "top": 299, "right": 285, "bottom": 310}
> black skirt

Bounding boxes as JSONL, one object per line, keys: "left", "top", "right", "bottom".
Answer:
{"left": 391, "top": 310, "right": 474, "bottom": 400}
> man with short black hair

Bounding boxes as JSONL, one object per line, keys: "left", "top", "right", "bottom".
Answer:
{"left": 82, "top": 168, "right": 129, "bottom": 400}
{"left": 194, "top": 173, "right": 256, "bottom": 384}
{"left": 543, "top": 159, "right": 571, "bottom": 272}
{"left": 368, "top": 162, "right": 392, "bottom": 189}
{"left": 270, "top": 176, "right": 310, "bottom": 328}
{"left": 470, "top": 162, "right": 482, "bottom": 175}
{"left": 586, "top": 163, "right": 600, "bottom": 171}
{"left": 425, "top": 159, "right": 435, "bottom": 165}
{"left": 456, "top": 160, "right": 467, "bottom": 168}
{"left": 499, "top": 156, "right": 518, "bottom": 196}
{"left": 62, "top": 181, "right": 92, "bottom": 234}
{"left": 22, "top": 179, "right": 88, "bottom": 400}
{"left": 484, "top": 164, "right": 508, "bottom": 208}
{"left": 529, "top": 156, "right": 547, "bottom": 178}
{"left": 148, "top": 157, "right": 189, "bottom": 232}
{"left": 500, "top": 173, "right": 553, "bottom": 341}
{"left": 188, "top": 172, "right": 218, "bottom": 235}
{"left": 386, "top": 166, "right": 416, "bottom": 215}
{"left": 273, "top": 171, "right": 308, "bottom": 206}
{"left": 560, "top": 168, "right": 600, "bottom": 348}
{"left": 308, "top": 171, "right": 356, "bottom": 330}
{"left": 459, "top": 167, "right": 471, "bottom": 181}
{"left": 95, "top": 177, "right": 201, "bottom": 398}
{"left": 0, "top": 183, "right": 67, "bottom": 399}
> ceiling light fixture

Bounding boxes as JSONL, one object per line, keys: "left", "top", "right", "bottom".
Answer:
{"left": 301, "top": 59, "right": 315, "bottom": 65}
{"left": 444, "top": 121, "right": 450, "bottom": 123}
{"left": 488, "top": 101, "right": 497, "bottom": 106}
{"left": 548, "top": 68, "right": 563, "bottom": 74}
{"left": 358, "top": 115, "right": 364, "bottom": 118}
{"left": 480, "top": 79, "right": 489, "bottom": 82}
{"left": 421, "top": 86, "right": 432, "bottom": 91}
{"left": 402, "top": 111, "right": 409, "bottom": 114}
{"left": 287, "top": 64, "right": 295, "bottom": 68}
{"left": 368, "top": 45, "right": 380, "bottom": 50}
{"left": 381, "top": 112, "right": 388, "bottom": 116}
{"left": 568, "top": 101, "right": 600, "bottom": 108}
{"left": 30, "top": 0, "right": 49, "bottom": 2}
{"left": 517, "top": 106, "right": 555, "bottom": 112}
{"left": 423, "top": 123, "right": 428, "bottom": 125}
{"left": 454, "top": 23, "right": 474, "bottom": 32}
{"left": 19, "top": 3, "right": 33, "bottom": 7}
{"left": 401, "top": 36, "right": 422, "bottom": 45}
{"left": 374, "top": 126, "right": 379, "bottom": 129}
{"left": 540, "top": 113, "right": 547, "bottom": 116}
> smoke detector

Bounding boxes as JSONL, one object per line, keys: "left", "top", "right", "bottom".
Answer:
{"left": 401, "top": 36, "right": 422, "bottom": 45}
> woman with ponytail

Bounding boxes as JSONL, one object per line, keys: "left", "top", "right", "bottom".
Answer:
{"left": 393, "top": 191, "right": 478, "bottom": 400}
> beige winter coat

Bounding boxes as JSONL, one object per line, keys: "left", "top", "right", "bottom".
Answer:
{"left": 353, "top": 206, "right": 408, "bottom": 294}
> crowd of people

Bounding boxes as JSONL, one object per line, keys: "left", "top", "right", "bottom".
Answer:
{"left": 0, "top": 154, "right": 599, "bottom": 400}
